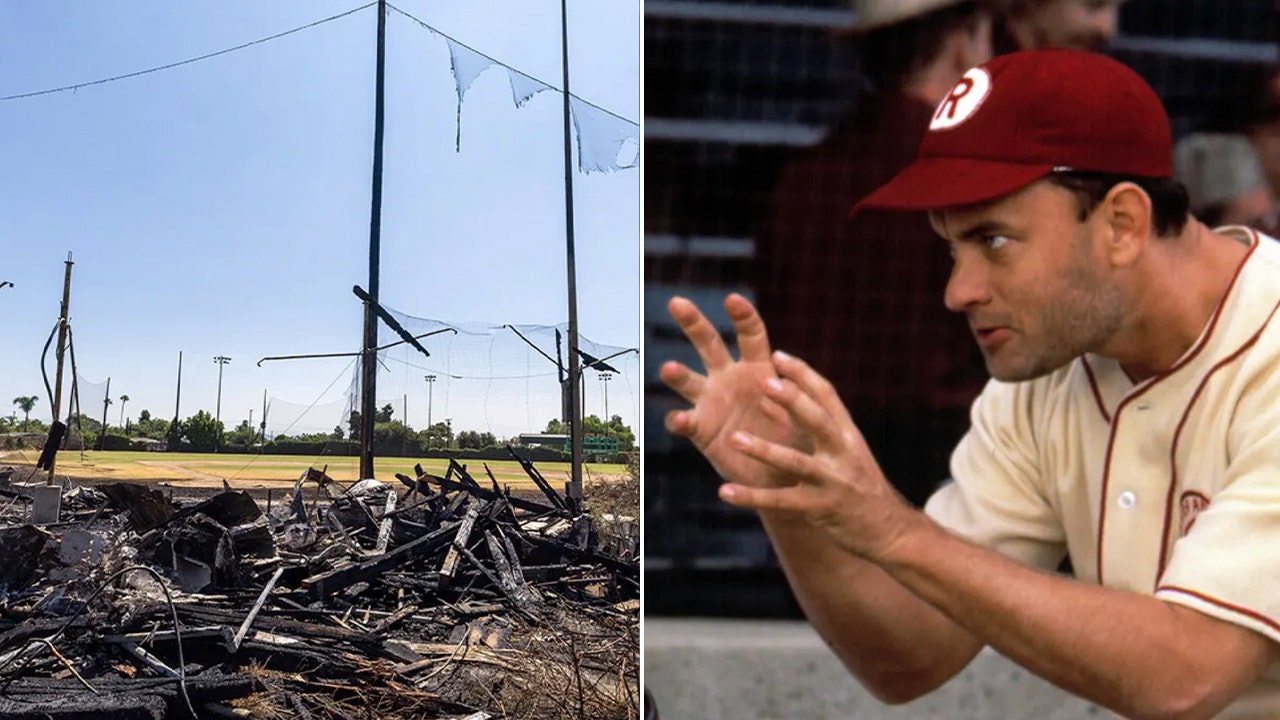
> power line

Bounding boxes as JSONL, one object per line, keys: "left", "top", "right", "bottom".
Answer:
{"left": 385, "top": 2, "right": 638, "bottom": 126}
{"left": 0, "top": 2, "right": 378, "bottom": 102}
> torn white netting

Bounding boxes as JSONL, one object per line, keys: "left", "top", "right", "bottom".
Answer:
{"left": 507, "top": 67, "right": 552, "bottom": 108}
{"left": 570, "top": 97, "right": 639, "bottom": 174}
{"left": 429, "top": 23, "right": 637, "bottom": 173}
{"left": 446, "top": 38, "right": 499, "bottom": 151}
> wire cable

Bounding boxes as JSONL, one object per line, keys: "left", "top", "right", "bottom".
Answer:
{"left": 0, "top": 3, "right": 377, "bottom": 102}
{"left": 385, "top": 2, "right": 638, "bottom": 126}
{"left": 0, "top": 566, "right": 195, "bottom": 717}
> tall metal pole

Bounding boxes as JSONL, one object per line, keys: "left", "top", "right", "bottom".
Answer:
{"left": 424, "top": 374, "right": 436, "bottom": 428}
{"left": 561, "top": 0, "right": 583, "bottom": 504}
{"left": 214, "top": 355, "right": 231, "bottom": 452}
{"left": 170, "top": 351, "right": 183, "bottom": 450}
{"left": 47, "top": 254, "right": 73, "bottom": 484}
{"left": 360, "top": 0, "right": 388, "bottom": 480}
{"left": 601, "top": 372, "right": 612, "bottom": 419}
{"left": 98, "top": 377, "right": 111, "bottom": 451}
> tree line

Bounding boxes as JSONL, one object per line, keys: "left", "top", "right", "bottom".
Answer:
{"left": 3, "top": 398, "right": 635, "bottom": 456}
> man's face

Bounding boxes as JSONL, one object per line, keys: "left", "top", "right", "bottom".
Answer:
{"left": 930, "top": 180, "right": 1126, "bottom": 382}
{"left": 1012, "top": 0, "right": 1123, "bottom": 51}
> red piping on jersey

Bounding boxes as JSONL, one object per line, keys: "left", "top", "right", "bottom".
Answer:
{"left": 1157, "top": 585, "right": 1280, "bottom": 635}
{"left": 1157, "top": 298, "right": 1280, "bottom": 581}
{"left": 1081, "top": 356, "right": 1111, "bottom": 423}
{"left": 1095, "top": 236, "right": 1259, "bottom": 586}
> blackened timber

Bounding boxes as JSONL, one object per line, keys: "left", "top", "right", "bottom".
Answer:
{"left": 302, "top": 520, "right": 459, "bottom": 600}
{"left": 439, "top": 501, "right": 482, "bottom": 582}
{"left": 482, "top": 529, "right": 537, "bottom": 609}
{"left": 506, "top": 445, "right": 569, "bottom": 513}
{"left": 416, "top": 469, "right": 558, "bottom": 515}
{"left": 524, "top": 532, "right": 639, "bottom": 580}
{"left": 231, "top": 566, "right": 285, "bottom": 652}
{"left": 447, "top": 458, "right": 484, "bottom": 491}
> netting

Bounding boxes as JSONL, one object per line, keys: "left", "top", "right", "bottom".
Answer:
{"left": 251, "top": 307, "right": 639, "bottom": 448}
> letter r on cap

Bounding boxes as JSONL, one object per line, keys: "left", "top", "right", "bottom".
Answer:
{"left": 929, "top": 67, "right": 992, "bottom": 131}
{"left": 936, "top": 79, "right": 974, "bottom": 123}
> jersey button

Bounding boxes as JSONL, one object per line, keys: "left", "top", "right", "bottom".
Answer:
{"left": 1118, "top": 491, "right": 1137, "bottom": 509}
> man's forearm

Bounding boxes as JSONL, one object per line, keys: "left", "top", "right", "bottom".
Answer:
{"left": 760, "top": 511, "right": 981, "bottom": 701}
{"left": 878, "top": 515, "right": 1271, "bottom": 720}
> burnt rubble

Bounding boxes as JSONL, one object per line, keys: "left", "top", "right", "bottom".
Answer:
{"left": 0, "top": 456, "right": 639, "bottom": 719}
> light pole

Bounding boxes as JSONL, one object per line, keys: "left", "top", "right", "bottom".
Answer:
{"left": 424, "top": 374, "right": 436, "bottom": 429}
{"left": 214, "top": 355, "right": 231, "bottom": 452}
{"left": 600, "top": 372, "right": 613, "bottom": 420}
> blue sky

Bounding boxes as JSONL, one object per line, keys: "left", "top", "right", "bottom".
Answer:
{"left": 0, "top": 1, "right": 640, "bottom": 441}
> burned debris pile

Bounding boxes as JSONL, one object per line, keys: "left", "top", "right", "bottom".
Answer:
{"left": 0, "top": 456, "right": 639, "bottom": 719}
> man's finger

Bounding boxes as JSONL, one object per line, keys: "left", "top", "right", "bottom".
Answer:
{"left": 728, "top": 429, "right": 823, "bottom": 481}
{"left": 659, "top": 360, "right": 707, "bottom": 404}
{"left": 772, "top": 350, "right": 856, "bottom": 431}
{"left": 758, "top": 375, "right": 843, "bottom": 451}
{"left": 664, "top": 409, "right": 698, "bottom": 439}
{"left": 718, "top": 482, "right": 815, "bottom": 513}
{"left": 669, "top": 296, "right": 733, "bottom": 372}
{"left": 724, "top": 293, "right": 772, "bottom": 363}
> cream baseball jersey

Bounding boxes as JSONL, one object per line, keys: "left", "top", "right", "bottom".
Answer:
{"left": 925, "top": 227, "right": 1280, "bottom": 718}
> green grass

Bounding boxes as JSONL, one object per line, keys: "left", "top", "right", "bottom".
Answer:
{"left": 11, "top": 450, "right": 625, "bottom": 489}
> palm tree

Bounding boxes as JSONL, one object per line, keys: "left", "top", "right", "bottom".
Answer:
{"left": 119, "top": 395, "right": 130, "bottom": 433}
{"left": 12, "top": 396, "right": 37, "bottom": 432}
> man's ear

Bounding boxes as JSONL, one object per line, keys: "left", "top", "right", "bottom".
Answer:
{"left": 1099, "top": 182, "right": 1152, "bottom": 267}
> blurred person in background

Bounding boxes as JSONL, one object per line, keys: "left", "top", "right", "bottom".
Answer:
{"left": 754, "top": 0, "right": 994, "bottom": 507}
{"left": 1174, "top": 133, "right": 1278, "bottom": 233}
{"left": 1243, "top": 69, "right": 1280, "bottom": 209}
{"left": 993, "top": 0, "right": 1124, "bottom": 52}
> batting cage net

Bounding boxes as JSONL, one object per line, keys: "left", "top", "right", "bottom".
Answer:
{"left": 251, "top": 310, "right": 640, "bottom": 461}
{"left": 645, "top": 0, "right": 1280, "bottom": 616}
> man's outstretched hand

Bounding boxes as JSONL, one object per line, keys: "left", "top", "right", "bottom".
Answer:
{"left": 660, "top": 294, "right": 797, "bottom": 489}
{"left": 662, "top": 294, "right": 915, "bottom": 560}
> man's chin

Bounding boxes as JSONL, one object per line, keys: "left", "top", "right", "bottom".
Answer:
{"left": 983, "top": 353, "right": 1072, "bottom": 384}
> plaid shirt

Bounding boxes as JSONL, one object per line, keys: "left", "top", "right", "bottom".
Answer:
{"left": 755, "top": 94, "right": 989, "bottom": 414}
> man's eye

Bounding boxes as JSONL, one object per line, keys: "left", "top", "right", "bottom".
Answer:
{"left": 985, "top": 235, "right": 1010, "bottom": 251}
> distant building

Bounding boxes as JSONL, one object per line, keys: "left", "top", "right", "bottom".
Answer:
{"left": 131, "top": 437, "right": 166, "bottom": 452}
{"left": 518, "top": 433, "right": 619, "bottom": 454}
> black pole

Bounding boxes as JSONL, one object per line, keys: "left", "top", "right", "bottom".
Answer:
{"left": 47, "top": 253, "right": 73, "bottom": 484}
{"left": 360, "top": 0, "right": 388, "bottom": 479}
{"left": 169, "top": 351, "right": 182, "bottom": 450}
{"left": 214, "top": 355, "right": 230, "bottom": 452}
{"left": 561, "top": 0, "right": 583, "bottom": 505}
{"left": 98, "top": 377, "right": 111, "bottom": 451}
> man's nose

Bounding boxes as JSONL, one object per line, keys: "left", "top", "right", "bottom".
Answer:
{"left": 944, "top": 255, "right": 992, "bottom": 313}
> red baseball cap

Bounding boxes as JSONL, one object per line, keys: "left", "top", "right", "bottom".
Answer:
{"left": 852, "top": 49, "right": 1172, "bottom": 214}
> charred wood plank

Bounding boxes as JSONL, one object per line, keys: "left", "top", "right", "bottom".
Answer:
{"left": 506, "top": 445, "right": 569, "bottom": 514}
{"left": 230, "top": 566, "right": 284, "bottom": 652}
{"left": 483, "top": 528, "right": 537, "bottom": 609}
{"left": 439, "top": 501, "right": 482, "bottom": 583}
{"left": 301, "top": 521, "right": 459, "bottom": 600}
{"left": 417, "top": 471, "right": 557, "bottom": 515}
{"left": 447, "top": 458, "right": 484, "bottom": 491}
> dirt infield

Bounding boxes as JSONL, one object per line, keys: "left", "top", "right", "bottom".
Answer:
{"left": 0, "top": 449, "right": 626, "bottom": 491}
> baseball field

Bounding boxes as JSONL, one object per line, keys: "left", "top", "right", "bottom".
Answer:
{"left": 0, "top": 449, "right": 626, "bottom": 491}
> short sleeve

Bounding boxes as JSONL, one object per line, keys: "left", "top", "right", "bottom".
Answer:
{"left": 1156, "top": 401, "right": 1280, "bottom": 645}
{"left": 925, "top": 380, "right": 1067, "bottom": 571}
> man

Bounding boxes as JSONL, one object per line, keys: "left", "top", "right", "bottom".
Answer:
{"left": 994, "top": 0, "right": 1124, "bottom": 52}
{"left": 664, "top": 50, "right": 1280, "bottom": 718}
{"left": 755, "top": 0, "right": 993, "bottom": 506}
{"left": 1174, "top": 133, "right": 1277, "bottom": 232}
